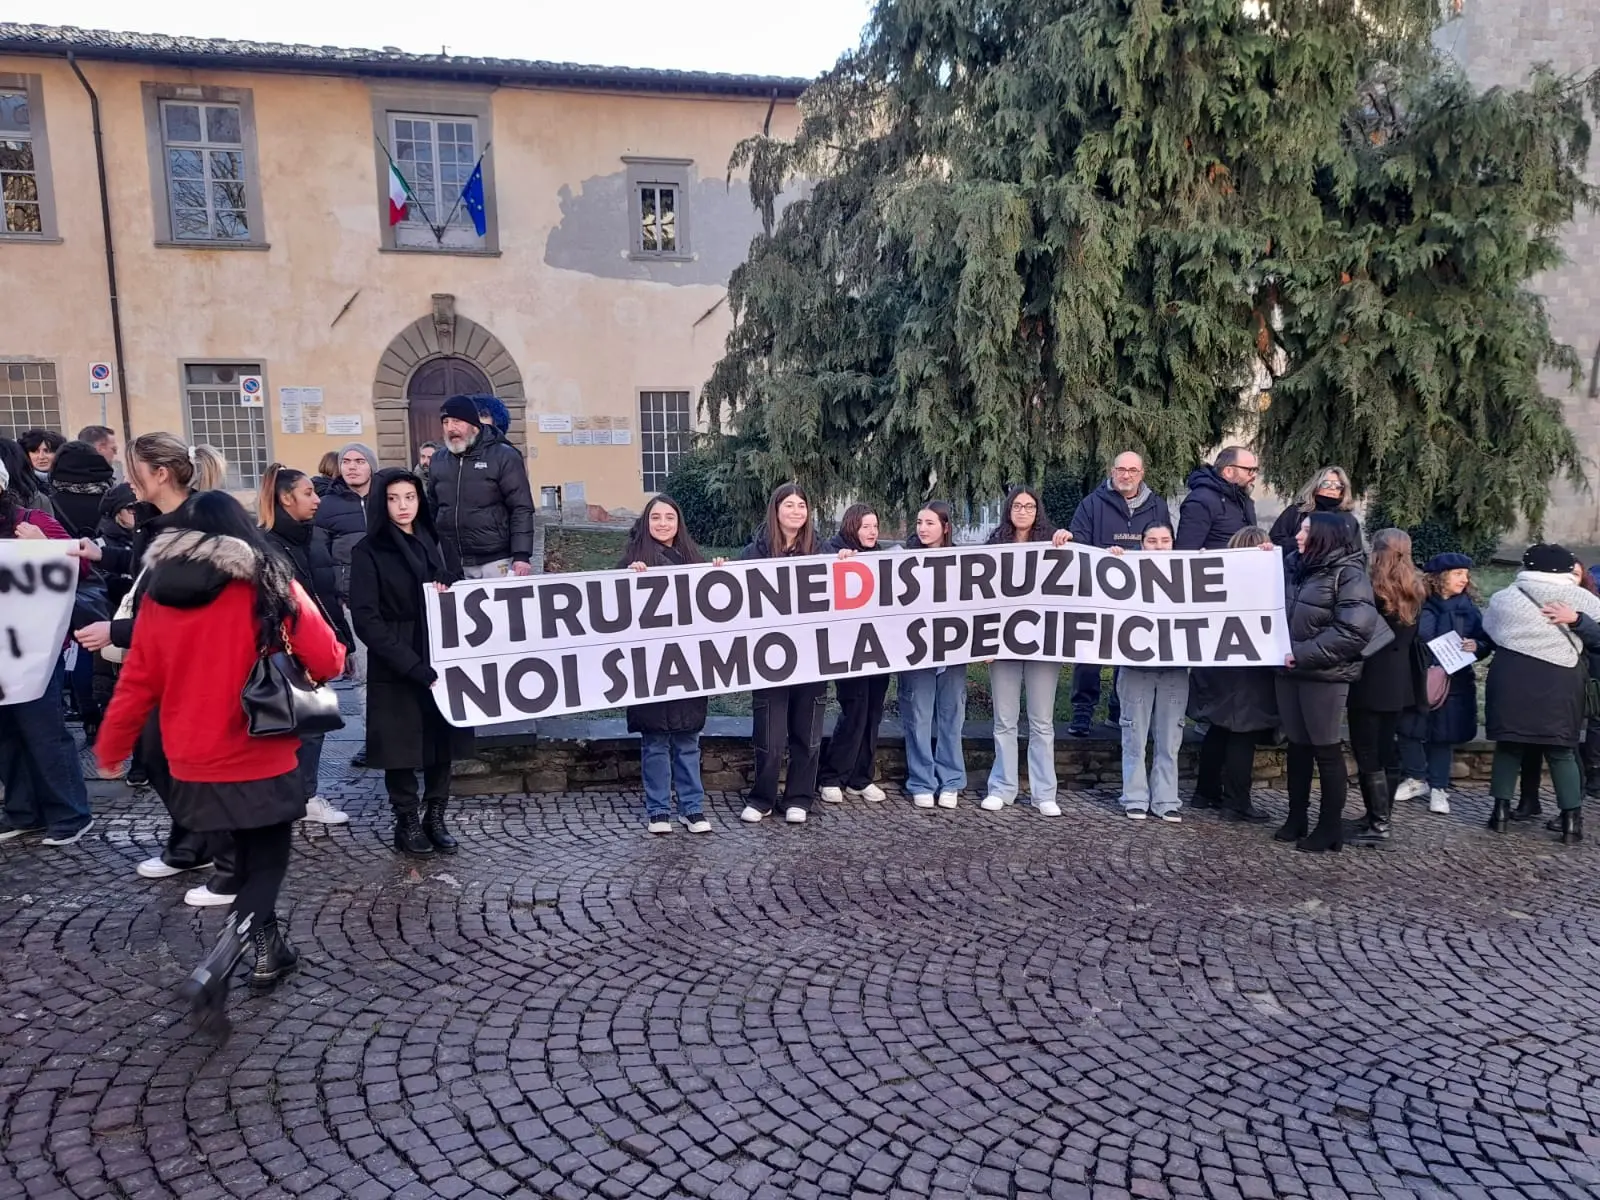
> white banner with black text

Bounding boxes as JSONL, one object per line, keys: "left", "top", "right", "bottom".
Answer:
{"left": 424, "top": 544, "right": 1291, "bottom": 727}
{"left": 0, "top": 540, "right": 78, "bottom": 707}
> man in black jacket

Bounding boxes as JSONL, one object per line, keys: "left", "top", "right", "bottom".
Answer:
{"left": 1175, "top": 445, "right": 1260, "bottom": 551}
{"left": 1066, "top": 451, "right": 1173, "bottom": 735}
{"left": 431, "top": 395, "right": 536, "bottom": 578}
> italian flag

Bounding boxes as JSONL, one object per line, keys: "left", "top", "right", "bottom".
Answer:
{"left": 388, "top": 161, "right": 409, "bottom": 225}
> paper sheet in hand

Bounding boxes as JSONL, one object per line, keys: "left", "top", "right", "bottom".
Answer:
{"left": 1428, "top": 630, "right": 1476, "bottom": 675}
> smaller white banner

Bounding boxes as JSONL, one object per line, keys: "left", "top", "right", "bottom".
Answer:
{"left": 0, "top": 541, "right": 78, "bottom": 706}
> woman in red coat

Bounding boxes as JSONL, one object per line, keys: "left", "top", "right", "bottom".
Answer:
{"left": 96, "top": 492, "right": 345, "bottom": 1032}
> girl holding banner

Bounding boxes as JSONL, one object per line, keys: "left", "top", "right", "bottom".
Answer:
{"left": 899, "top": 502, "right": 969, "bottom": 810}
{"left": 739, "top": 484, "right": 828, "bottom": 824}
{"left": 819, "top": 504, "right": 890, "bottom": 806}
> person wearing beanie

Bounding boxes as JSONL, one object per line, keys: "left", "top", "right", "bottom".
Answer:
{"left": 432, "top": 394, "right": 535, "bottom": 578}
{"left": 47, "top": 440, "right": 115, "bottom": 540}
{"left": 1481, "top": 543, "right": 1600, "bottom": 842}
{"left": 1395, "top": 553, "right": 1492, "bottom": 815}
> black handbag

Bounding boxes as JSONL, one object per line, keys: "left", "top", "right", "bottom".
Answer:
{"left": 241, "top": 629, "right": 345, "bottom": 738}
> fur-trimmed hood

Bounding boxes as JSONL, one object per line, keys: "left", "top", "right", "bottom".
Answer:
{"left": 144, "top": 529, "right": 260, "bottom": 609}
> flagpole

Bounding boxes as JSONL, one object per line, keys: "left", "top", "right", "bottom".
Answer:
{"left": 436, "top": 142, "right": 491, "bottom": 236}
{"left": 374, "top": 135, "right": 443, "bottom": 241}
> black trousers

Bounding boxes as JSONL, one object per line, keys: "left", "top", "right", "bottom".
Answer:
{"left": 141, "top": 709, "right": 233, "bottom": 876}
{"left": 230, "top": 822, "right": 293, "bottom": 932}
{"left": 385, "top": 764, "right": 452, "bottom": 815}
{"left": 750, "top": 682, "right": 827, "bottom": 812}
{"left": 1347, "top": 707, "right": 1400, "bottom": 775}
{"left": 818, "top": 674, "right": 890, "bottom": 791}
{"left": 1196, "top": 724, "right": 1261, "bottom": 810}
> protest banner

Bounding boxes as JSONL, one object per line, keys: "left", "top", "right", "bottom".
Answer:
{"left": 0, "top": 540, "right": 78, "bottom": 706}
{"left": 425, "top": 543, "right": 1291, "bottom": 728}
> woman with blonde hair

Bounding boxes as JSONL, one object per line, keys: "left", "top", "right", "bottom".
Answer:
{"left": 1269, "top": 466, "right": 1358, "bottom": 550}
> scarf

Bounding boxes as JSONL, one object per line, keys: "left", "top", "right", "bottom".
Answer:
{"left": 1483, "top": 570, "right": 1600, "bottom": 668}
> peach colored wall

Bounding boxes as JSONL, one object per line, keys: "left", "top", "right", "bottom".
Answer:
{"left": 1, "top": 53, "right": 796, "bottom": 513}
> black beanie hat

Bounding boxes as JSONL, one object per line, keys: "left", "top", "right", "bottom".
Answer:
{"left": 440, "top": 395, "right": 482, "bottom": 426}
{"left": 1522, "top": 543, "right": 1576, "bottom": 575}
{"left": 49, "top": 440, "right": 114, "bottom": 487}
{"left": 99, "top": 481, "right": 136, "bottom": 518}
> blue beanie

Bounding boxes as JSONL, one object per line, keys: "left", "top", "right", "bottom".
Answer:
{"left": 1422, "top": 552, "right": 1472, "bottom": 574}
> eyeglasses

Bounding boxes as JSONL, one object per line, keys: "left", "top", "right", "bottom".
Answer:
{"left": 1319, "top": 481, "right": 1345, "bottom": 492}
{"left": 1230, "top": 464, "right": 1260, "bottom": 477}
{"left": 1111, "top": 467, "right": 1142, "bottom": 475}
{"left": 1011, "top": 502, "right": 1037, "bottom": 512}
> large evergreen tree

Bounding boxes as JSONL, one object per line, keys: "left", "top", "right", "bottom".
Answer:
{"left": 704, "top": 0, "right": 1598, "bottom": 539}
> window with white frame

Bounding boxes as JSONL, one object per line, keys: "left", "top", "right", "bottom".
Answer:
{"left": 161, "top": 100, "right": 251, "bottom": 241}
{"left": 183, "top": 363, "right": 269, "bottom": 488}
{"left": 0, "top": 90, "right": 41, "bottom": 234}
{"left": 638, "top": 183, "right": 678, "bottom": 255}
{"left": 0, "top": 361, "right": 60, "bottom": 440}
{"left": 639, "top": 390, "right": 693, "bottom": 492}
{"left": 389, "top": 113, "right": 482, "bottom": 249}
{"left": 625, "top": 157, "right": 692, "bottom": 260}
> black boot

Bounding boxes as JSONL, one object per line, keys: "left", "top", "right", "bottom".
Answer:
{"left": 1486, "top": 797, "right": 1512, "bottom": 833}
{"left": 1274, "top": 745, "right": 1312, "bottom": 842}
{"left": 393, "top": 809, "right": 434, "bottom": 856}
{"left": 1558, "top": 808, "right": 1584, "bottom": 844}
{"left": 178, "top": 912, "right": 252, "bottom": 1035}
{"left": 1350, "top": 772, "right": 1391, "bottom": 844}
{"left": 1296, "top": 746, "right": 1346, "bottom": 853}
{"left": 1296, "top": 803, "right": 1345, "bottom": 853}
{"left": 248, "top": 916, "right": 299, "bottom": 990}
{"left": 423, "top": 801, "right": 458, "bottom": 855}
{"left": 1511, "top": 796, "right": 1543, "bottom": 822}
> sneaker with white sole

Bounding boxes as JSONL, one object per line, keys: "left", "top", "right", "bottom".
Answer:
{"left": 740, "top": 805, "right": 768, "bottom": 823}
{"left": 0, "top": 821, "right": 44, "bottom": 842}
{"left": 847, "top": 783, "right": 887, "bottom": 803}
{"left": 136, "top": 856, "right": 213, "bottom": 879}
{"left": 1125, "top": 808, "right": 1149, "bottom": 821}
{"left": 819, "top": 786, "right": 844, "bottom": 804}
{"left": 785, "top": 807, "right": 808, "bottom": 824}
{"left": 1036, "top": 800, "right": 1062, "bottom": 818}
{"left": 184, "top": 883, "right": 236, "bottom": 907}
{"left": 980, "top": 795, "right": 1006, "bottom": 812}
{"left": 681, "top": 813, "right": 712, "bottom": 834}
{"left": 912, "top": 793, "right": 936, "bottom": 809}
{"left": 1393, "top": 778, "right": 1428, "bottom": 803}
{"left": 302, "top": 795, "right": 350, "bottom": 825}
{"left": 41, "top": 818, "right": 94, "bottom": 846}
{"left": 937, "top": 791, "right": 959, "bottom": 809}
{"left": 1156, "top": 810, "right": 1182, "bottom": 823}
{"left": 647, "top": 819, "right": 673, "bottom": 835}
{"left": 1428, "top": 789, "right": 1451, "bottom": 814}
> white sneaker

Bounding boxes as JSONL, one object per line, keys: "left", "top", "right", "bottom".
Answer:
{"left": 740, "top": 806, "right": 767, "bottom": 823}
{"left": 647, "top": 819, "right": 673, "bottom": 835}
{"left": 936, "top": 791, "right": 959, "bottom": 809}
{"left": 302, "top": 795, "right": 350, "bottom": 825}
{"left": 785, "top": 807, "right": 808, "bottom": 824}
{"left": 1125, "top": 808, "right": 1149, "bottom": 821}
{"left": 41, "top": 819, "right": 94, "bottom": 846}
{"left": 912, "top": 793, "right": 935, "bottom": 809}
{"left": 1428, "top": 789, "right": 1451, "bottom": 814}
{"left": 980, "top": 795, "right": 1006, "bottom": 812}
{"left": 1393, "top": 778, "right": 1428, "bottom": 803}
{"left": 1036, "top": 800, "right": 1062, "bottom": 817}
{"left": 1156, "top": 810, "right": 1182, "bottom": 823}
{"left": 136, "top": 856, "right": 212, "bottom": 879}
{"left": 682, "top": 814, "right": 712, "bottom": 834}
{"left": 819, "top": 786, "right": 844, "bottom": 804}
{"left": 184, "top": 883, "right": 235, "bottom": 907}
{"left": 847, "top": 783, "right": 887, "bottom": 803}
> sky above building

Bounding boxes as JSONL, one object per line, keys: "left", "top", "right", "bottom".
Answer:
{"left": 32, "top": 0, "right": 876, "bottom": 78}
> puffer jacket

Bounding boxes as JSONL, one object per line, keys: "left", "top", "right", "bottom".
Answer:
{"left": 312, "top": 478, "right": 368, "bottom": 600}
{"left": 429, "top": 425, "right": 535, "bottom": 572}
{"left": 265, "top": 508, "right": 354, "bottom": 650}
{"left": 1175, "top": 466, "right": 1257, "bottom": 551}
{"left": 1281, "top": 548, "right": 1386, "bottom": 683}
{"left": 1069, "top": 481, "right": 1172, "bottom": 550}
{"left": 617, "top": 541, "right": 709, "bottom": 735}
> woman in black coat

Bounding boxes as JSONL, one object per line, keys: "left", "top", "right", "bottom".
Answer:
{"left": 1188, "top": 526, "right": 1278, "bottom": 822}
{"left": 818, "top": 504, "right": 892, "bottom": 807}
{"left": 1276, "top": 511, "right": 1387, "bottom": 853}
{"left": 348, "top": 468, "right": 473, "bottom": 857}
{"left": 1344, "top": 529, "right": 1427, "bottom": 843}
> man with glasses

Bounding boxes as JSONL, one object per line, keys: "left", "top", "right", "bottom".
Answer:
{"left": 1066, "top": 451, "right": 1172, "bottom": 736}
{"left": 1175, "top": 445, "right": 1260, "bottom": 551}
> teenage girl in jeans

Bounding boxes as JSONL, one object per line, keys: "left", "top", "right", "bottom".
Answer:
{"left": 898, "top": 502, "right": 968, "bottom": 809}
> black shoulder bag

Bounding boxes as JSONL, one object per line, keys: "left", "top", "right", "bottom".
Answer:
{"left": 241, "top": 622, "right": 345, "bottom": 738}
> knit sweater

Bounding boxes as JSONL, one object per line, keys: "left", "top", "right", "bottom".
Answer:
{"left": 1482, "top": 570, "right": 1600, "bottom": 668}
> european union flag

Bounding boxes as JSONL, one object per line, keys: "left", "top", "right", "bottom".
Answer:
{"left": 461, "top": 160, "right": 487, "bottom": 237}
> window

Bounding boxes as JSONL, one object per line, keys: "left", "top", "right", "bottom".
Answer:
{"left": 0, "top": 361, "right": 60, "bottom": 440}
{"left": 389, "top": 113, "right": 483, "bottom": 250}
{"left": 625, "top": 157, "right": 692, "bottom": 260}
{"left": 0, "top": 75, "right": 57, "bottom": 239}
{"left": 639, "top": 390, "right": 692, "bottom": 492}
{"left": 142, "top": 84, "right": 265, "bottom": 248}
{"left": 183, "top": 363, "right": 269, "bottom": 489}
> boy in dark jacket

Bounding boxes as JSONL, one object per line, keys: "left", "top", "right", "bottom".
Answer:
{"left": 430, "top": 395, "right": 536, "bottom": 579}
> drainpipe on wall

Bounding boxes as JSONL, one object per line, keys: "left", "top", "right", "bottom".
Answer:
{"left": 65, "top": 52, "right": 135, "bottom": 443}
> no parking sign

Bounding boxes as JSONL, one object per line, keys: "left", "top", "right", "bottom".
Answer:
{"left": 89, "top": 362, "right": 113, "bottom": 393}
{"left": 239, "top": 374, "right": 264, "bottom": 407}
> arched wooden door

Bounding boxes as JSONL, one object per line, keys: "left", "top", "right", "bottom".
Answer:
{"left": 406, "top": 356, "right": 493, "bottom": 459}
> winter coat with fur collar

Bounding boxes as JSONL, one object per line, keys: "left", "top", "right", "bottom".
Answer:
{"left": 95, "top": 529, "right": 346, "bottom": 783}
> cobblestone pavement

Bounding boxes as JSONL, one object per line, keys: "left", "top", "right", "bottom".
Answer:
{"left": 3, "top": 750, "right": 1600, "bottom": 1199}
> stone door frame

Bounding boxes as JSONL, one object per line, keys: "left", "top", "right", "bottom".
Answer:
{"left": 371, "top": 294, "right": 526, "bottom": 466}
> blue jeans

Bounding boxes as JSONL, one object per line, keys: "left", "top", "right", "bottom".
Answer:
{"left": 1398, "top": 735, "right": 1454, "bottom": 790}
{"left": 297, "top": 732, "right": 324, "bottom": 800}
{"left": 987, "top": 659, "right": 1060, "bottom": 804}
{"left": 0, "top": 671, "right": 92, "bottom": 836}
{"left": 899, "top": 667, "right": 967, "bottom": 796}
{"left": 1117, "top": 668, "right": 1189, "bottom": 815}
{"left": 1071, "top": 663, "right": 1119, "bottom": 722}
{"left": 640, "top": 730, "right": 705, "bottom": 819}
